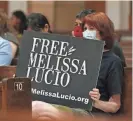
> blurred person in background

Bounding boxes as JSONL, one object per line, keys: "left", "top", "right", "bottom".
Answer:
{"left": 72, "top": 9, "right": 95, "bottom": 37}
{"left": 0, "top": 11, "right": 19, "bottom": 58}
{"left": 72, "top": 9, "right": 126, "bottom": 67}
{"left": 27, "top": 13, "right": 52, "bottom": 33}
{"left": 0, "top": 12, "right": 13, "bottom": 65}
{"left": 11, "top": 10, "right": 27, "bottom": 41}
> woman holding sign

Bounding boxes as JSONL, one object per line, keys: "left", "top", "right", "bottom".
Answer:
{"left": 84, "top": 12, "right": 123, "bottom": 116}
{"left": 72, "top": 9, "right": 126, "bottom": 67}
{"left": 32, "top": 12, "right": 123, "bottom": 119}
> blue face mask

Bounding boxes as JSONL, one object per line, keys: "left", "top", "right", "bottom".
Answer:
{"left": 83, "top": 29, "right": 97, "bottom": 40}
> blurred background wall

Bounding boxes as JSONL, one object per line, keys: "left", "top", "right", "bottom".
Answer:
{"left": 0, "top": 1, "right": 132, "bottom": 32}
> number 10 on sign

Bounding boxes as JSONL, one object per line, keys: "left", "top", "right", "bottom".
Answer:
{"left": 14, "top": 82, "right": 24, "bottom": 91}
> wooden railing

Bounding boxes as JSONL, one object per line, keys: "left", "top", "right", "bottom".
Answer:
{"left": 0, "top": 77, "right": 31, "bottom": 121}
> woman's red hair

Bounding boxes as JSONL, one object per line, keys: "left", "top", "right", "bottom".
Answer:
{"left": 84, "top": 12, "right": 115, "bottom": 49}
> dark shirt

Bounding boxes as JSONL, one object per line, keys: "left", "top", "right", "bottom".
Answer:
{"left": 92, "top": 50, "right": 124, "bottom": 116}
{"left": 111, "top": 40, "right": 126, "bottom": 67}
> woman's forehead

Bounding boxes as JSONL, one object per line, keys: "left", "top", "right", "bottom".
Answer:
{"left": 75, "top": 19, "right": 82, "bottom": 23}
{"left": 84, "top": 23, "right": 95, "bottom": 27}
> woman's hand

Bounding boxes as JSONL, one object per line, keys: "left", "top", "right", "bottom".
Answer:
{"left": 89, "top": 88, "right": 100, "bottom": 105}
{"left": 89, "top": 89, "right": 121, "bottom": 113}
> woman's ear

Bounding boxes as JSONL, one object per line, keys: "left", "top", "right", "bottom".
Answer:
{"left": 43, "top": 24, "right": 49, "bottom": 33}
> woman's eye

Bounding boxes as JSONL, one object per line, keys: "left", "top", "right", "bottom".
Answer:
{"left": 79, "top": 23, "right": 82, "bottom": 26}
{"left": 75, "top": 23, "right": 78, "bottom": 26}
{"left": 84, "top": 27, "right": 87, "bottom": 31}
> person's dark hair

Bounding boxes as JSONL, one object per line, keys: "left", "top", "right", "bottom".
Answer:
{"left": 27, "top": 13, "right": 51, "bottom": 32}
{"left": 13, "top": 10, "right": 27, "bottom": 34}
{"left": 85, "top": 12, "right": 115, "bottom": 50}
{"left": 76, "top": 9, "right": 96, "bottom": 19}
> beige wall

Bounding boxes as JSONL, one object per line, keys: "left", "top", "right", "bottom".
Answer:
{"left": 28, "top": 1, "right": 55, "bottom": 30}
{"left": 106, "top": 1, "right": 130, "bottom": 30}
{"left": 121, "top": 1, "right": 130, "bottom": 30}
{"left": 28, "top": 1, "right": 84, "bottom": 32}
{"left": 8, "top": 1, "right": 27, "bottom": 17}
{"left": 8, "top": 1, "right": 130, "bottom": 31}
{"left": 85, "top": 1, "right": 105, "bottom": 12}
{"left": 54, "top": 1, "right": 84, "bottom": 31}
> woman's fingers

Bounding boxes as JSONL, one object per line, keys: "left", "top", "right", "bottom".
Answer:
{"left": 92, "top": 88, "right": 99, "bottom": 92}
{"left": 89, "top": 91, "right": 99, "bottom": 95}
{"left": 89, "top": 88, "right": 100, "bottom": 101}
{"left": 90, "top": 96, "right": 97, "bottom": 101}
{"left": 90, "top": 94, "right": 99, "bottom": 98}
{"left": 89, "top": 88, "right": 99, "bottom": 95}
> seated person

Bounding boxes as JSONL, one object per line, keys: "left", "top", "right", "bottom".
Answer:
{"left": 72, "top": 9, "right": 126, "bottom": 67}
{"left": 0, "top": 12, "right": 14, "bottom": 65}
{"left": 0, "top": 11, "right": 18, "bottom": 58}
{"left": 0, "top": 37, "right": 12, "bottom": 65}
{"left": 2, "top": 32, "right": 19, "bottom": 58}
{"left": 27, "top": 13, "right": 52, "bottom": 33}
{"left": 32, "top": 12, "right": 123, "bottom": 119}
{"left": 10, "top": 10, "right": 27, "bottom": 42}
{"left": 72, "top": 9, "right": 96, "bottom": 37}
{"left": 83, "top": 12, "right": 123, "bottom": 116}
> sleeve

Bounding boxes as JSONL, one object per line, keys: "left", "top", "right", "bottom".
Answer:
{"left": 107, "top": 59, "right": 124, "bottom": 97}
{"left": 0, "top": 40, "right": 12, "bottom": 65}
{"left": 3, "top": 32, "right": 19, "bottom": 46}
{"left": 112, "top": 41, "right": 126, "bottom": 67}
